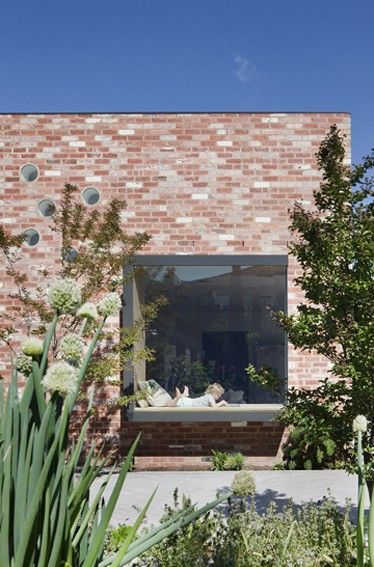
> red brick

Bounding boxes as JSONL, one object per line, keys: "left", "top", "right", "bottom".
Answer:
{"left": 0, "top": 112, "right": 351, "bottom": 463}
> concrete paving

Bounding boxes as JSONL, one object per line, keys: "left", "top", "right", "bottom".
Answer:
{"left": 91, "top": 469, "right": 369, "bottom": 527}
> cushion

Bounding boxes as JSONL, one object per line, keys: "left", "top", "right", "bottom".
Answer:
{"left": 221, "top": 389, "right": 245, "bottom": 404}
{"left": 138, "top": 379, "right": 172, "bottom": 407}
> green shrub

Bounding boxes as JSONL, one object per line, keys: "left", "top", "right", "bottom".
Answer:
{"left": 132, "top": 489, "right": 227, "bottom": 567}
{"left": 278, "top": 379, "right": 350, "bottom": 471}
{"left": 222, "top": 499, "right": 355, "bottom": 567}
{"left": 225, "top": 452, "right": 245, "bottom": 471}
{"left": 211, "top": 450, "right": 245, "bottom": 471}
{"left": 134, "top": 493, "right": 356, "bottom": 567}
{"left": 104, "top": 524, "right": 135, "bottom": 555}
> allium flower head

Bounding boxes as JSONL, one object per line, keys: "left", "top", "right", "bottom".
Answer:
{"left": 43, "top": 362, "right": 78, "bottom": 395}
{"left": 48, "top": 278, "right": 81, "bottom": 314}
{"left": 22, "top": 337, "right": 44, "bottom": 357}
{"left": 231, "top": 470, "right": 256, "bottom": 498}
{"left": 353, "top": 415, "right": 368, "bottom": 433}
{"left": 77, "top": 302, "right": 98, "bottom": 320}
{"left": 60, "top": 333, "right": 84, "bottom": 361}
{"left": 97, "top": 292, "right": 122, "bottom": 317}
{"left": 15, "top": 353, "right": 33, "bottom": 375}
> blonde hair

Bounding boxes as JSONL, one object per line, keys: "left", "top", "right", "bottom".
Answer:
{"left": 205, "top": 383, "right": 224, "bottom": 398}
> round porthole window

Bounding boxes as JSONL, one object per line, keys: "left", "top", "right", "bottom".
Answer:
{"left": 63, "top": 247, "right": 78, "bottom": 263}
{"left": 38, "top": 198, "right": 56, "bottom": 217}
{"left": 24, "top": 228, "right": 40, "bottom": 247}
{"left": 20, "top": 164, "right": 39, "bottom": 182}
{"left": 82, "top": 187, "right": 101, "bottom": 205}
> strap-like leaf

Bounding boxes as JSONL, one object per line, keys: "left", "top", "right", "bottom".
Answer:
{"left": 110, "top": 488, "right": 157, "bottom": 567}
{"left": 81, "top": 434, "right": 139, "bottom": 567}
{"left": 13, "top": 431, "right": 61, "bottom": 565}
{"left": 31, "top": 360, "right": 47, "bottom": 419}
{"left": 116, "top": 491, "right": 231, "bottom": 566}
{"left": 37, "top": 486, "right": 51, "bottom": 567}
{"left": 71, "top": 476, "right": 110, "bottom": 549}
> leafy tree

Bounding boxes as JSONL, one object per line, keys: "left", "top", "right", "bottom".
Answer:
{"left": 0, "top": 184, "right": 166, "bottom": 410}
{"left": 250, "top": 126, "right": 374, "bottom": 473}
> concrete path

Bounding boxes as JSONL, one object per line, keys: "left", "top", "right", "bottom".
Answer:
{"left": 91, "top": 470, "right": 369, "bottom": 527}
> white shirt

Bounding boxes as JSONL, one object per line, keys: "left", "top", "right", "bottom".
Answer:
{"left": 177, "top": 393, "right": 215, "bottom": 408}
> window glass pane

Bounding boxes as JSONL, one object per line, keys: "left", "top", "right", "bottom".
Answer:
{"left": 136, "top": 264, "right": 286, "bottom": 404}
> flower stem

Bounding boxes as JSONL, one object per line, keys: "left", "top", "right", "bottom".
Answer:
{"left": 357, "top": 430, "right": 366, "bottom": 567}
{"left": 40, "top": 313, "right": 59, "bottom": 375}
{"left": 369, "top": 483, "right": 374, "bottom": 567}
{"left": 79, "top": 318, "right": 88, "bottom": 337}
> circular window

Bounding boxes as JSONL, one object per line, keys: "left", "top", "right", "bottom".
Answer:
{"left": 24, "top": 229, "right": 40, "bottom": 247}
{"left": 82, "top": 187, "right": 101, "bottom": 205}
{"left": 38, "top": 198, "right": 56, "bottom": 217}
{"left": 63, "top": 248, "right": 78, "bottom": 263}
{"left": 20, "top": 164, "right": 39, "bottom": 182}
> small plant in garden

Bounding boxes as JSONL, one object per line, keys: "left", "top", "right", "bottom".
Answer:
{"left": 0, "top": 279, "right": 232, "bottom": 566}
{"left": 211, "top": 450, "right": 245, "bottom": 471}
{"left": 211, "top": 450, "right": 228, "bottom": 470}
{"left": 104, "top": 524, "right": 136, "bottom": 555}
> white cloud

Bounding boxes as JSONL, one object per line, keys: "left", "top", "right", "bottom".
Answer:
{"left": 234, "top": 54, "right": 254, "bottom": 83}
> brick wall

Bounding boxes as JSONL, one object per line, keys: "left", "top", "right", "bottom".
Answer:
{"left": 121, "top": 420, "right": 284, "bottom": 456}
{"left": 0, "top": 112, "right": 351, "bottom": 462}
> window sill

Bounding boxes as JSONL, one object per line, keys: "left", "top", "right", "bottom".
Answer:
{"left": 132, "top": 404, "right": 283, "bottom": 423}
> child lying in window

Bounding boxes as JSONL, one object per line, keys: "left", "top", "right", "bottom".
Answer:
{"left": 166, "top": 383, "right": 228, "bottom": 408}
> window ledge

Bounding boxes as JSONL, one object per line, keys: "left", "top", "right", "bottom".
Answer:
{"left": 132, "top": 404, "right": 283, "bottom": 423}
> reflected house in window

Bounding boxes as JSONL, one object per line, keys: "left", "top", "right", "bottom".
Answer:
{"left": 124, "top": 256, "right": 287, "bottom": 405}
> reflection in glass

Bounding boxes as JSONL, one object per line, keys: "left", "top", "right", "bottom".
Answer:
{"left": 135, "top": 265, "right": 287, "bottom": 403}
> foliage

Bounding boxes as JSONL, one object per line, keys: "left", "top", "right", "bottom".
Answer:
{"left": 279, "top": 378, "right": 352, "bottom": 470}
{"left": 133, "top": 492, "right": 355, "bottom": 567}
{"left": 246, "top": 363, "right": 285, "bottom": 396}
{"left": 248, "top": 126, "right": 374, "bottom": 474}
{"left": 104, "top": 524, "right": 135, "bottom": 555}
{"left": 211, "top": 450, "right": 245, "bottom": 471}
{"left": 0, "top": 281, "right": 231, "bottom": 566}
{"left": 0, "top": 183, "right": 166, "bottom": 409}
{"left": 162, "top": 355, "right": 214, "bottom": 396}
{"left": 131, "top": 489, "right": 227, "bottom": 567}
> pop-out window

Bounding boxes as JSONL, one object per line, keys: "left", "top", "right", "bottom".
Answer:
{"left": 124, "top": 256, "right": 288, "bottom": 408}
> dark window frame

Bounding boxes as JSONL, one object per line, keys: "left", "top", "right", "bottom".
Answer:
{"left": 123, "top": 255, "right": 288, "bottom": 419}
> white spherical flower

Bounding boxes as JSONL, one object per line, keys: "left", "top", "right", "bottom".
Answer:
{"left": 77, "top": 302, "right": 98, "bottom": 320}
{"left": 353, "top": 415, "right": 368, "bottom": 433}
{"left": 48, "top": 279, "right": 81, "bottom": 314}
{"left": 43, "top": 362, "right": 78, "bottom": 395}
{"left": 231, "top": 471, "right": 256, "bottom": 498}
{"left": 15, "top": 353, "right": 33, "bottom": 375}
{"left": 22, "top": 337, "right": 44, "bottom": 357}
{"left": 97, "top": 293, "right": 122, "bottom": 317}
{"left": 60, "top": 333, "right": 84, "bottom": 361}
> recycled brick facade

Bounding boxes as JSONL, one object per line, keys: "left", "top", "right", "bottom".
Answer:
{"left": 0, "top": 112, "right": 351, "bottom": 467}
{"left": 122, "top": 421, "right": 284, "bottom": 458}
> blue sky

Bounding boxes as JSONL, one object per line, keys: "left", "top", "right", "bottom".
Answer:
{"left": 1, "top": 0, "right": 373, "bottom": 162}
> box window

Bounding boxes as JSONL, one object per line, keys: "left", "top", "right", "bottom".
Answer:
{"left": 124, "top": 256, "right": 287, "bottom": 406}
